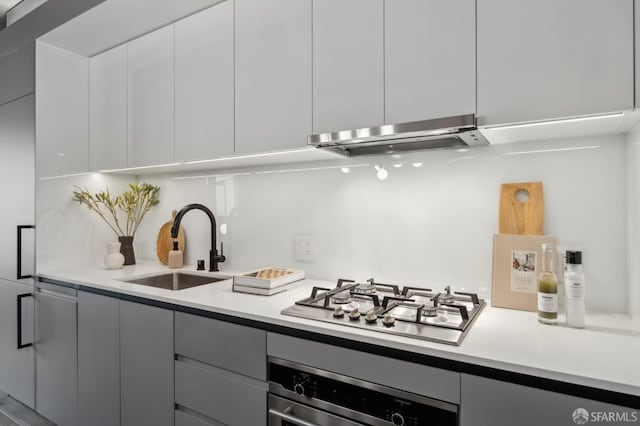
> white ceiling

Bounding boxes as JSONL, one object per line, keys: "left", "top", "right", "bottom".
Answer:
{"left": 38, "top": 0, "right": 225, "bottom": 57}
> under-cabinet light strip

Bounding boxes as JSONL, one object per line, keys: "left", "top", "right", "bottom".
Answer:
{"left": 483, "top": 112, "right": 625, "bottom": 130}
{"left": 253, "top": 163, "right": 370, "bottom": 175}
{"left": 183, "top": 147, "right": 315, "bottom": 164}
{"left": 97, "top": 148, "right": 316, "bottom": 173}
{"left": 171, "top": 172, "right": 252, "bottom": 181}
{"left": 503, "top": 145, "right": 601, "bottom": 156}
{"left": 97, "top": 163, "right": 182, "bottom": 173}
{"left": 39, "top": 172, "right": 95, "bottom": 181}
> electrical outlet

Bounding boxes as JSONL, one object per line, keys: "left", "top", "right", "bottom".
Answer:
{"left": 294, "top": 234, "right": 316, "bottom": 262}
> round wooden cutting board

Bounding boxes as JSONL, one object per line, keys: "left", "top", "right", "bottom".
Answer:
{"left": 156, "top": 210, "right": 186, "bottom": 265}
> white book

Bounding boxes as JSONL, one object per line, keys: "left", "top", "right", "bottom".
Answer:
{"left": 232, "top": 283, "right": 290, "bottom": 296}
{"left": 233, "top": 268, "right": 304, "bottom": 289}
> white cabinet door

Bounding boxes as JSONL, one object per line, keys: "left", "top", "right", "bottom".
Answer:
{"left": 312, "top": 0, "right": 383, "bottom": 134}
{"left": 0, "top": 42, "right": 34, "bottom": 106}
{"left": 0, "top": 279, "right": 34, "bottom": 409}
{"left": 477, "top": 0, "right": 633, "bottom": 126}
{"left": 35, "top": 41, "right": 89, "bottom": 178}
{"left": 235, "top": 0, "right": 312, "bottom": 154}
{"left": 636, "top": 0, "right": 640, "bottom": 109}
{"left": 175, "top": 1, "right": 234, "bottom": 162}
{"left": 385, "top": 0, "right": 476, "bottom": 124}
{"left": 127, "top": 25, "right": 174, "bottom": 167}
{"left": 89, "top": 44, "right": 127, "bottom": 171}
{"left": 0, "top": 95, "right": 34, "bottom": 284}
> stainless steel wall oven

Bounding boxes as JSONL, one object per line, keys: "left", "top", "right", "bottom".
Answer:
{"left": 268, "top": 357, "right": 458, "bottom": 426}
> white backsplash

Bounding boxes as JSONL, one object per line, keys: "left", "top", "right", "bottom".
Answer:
{"left": 36, "top": 173, "right": 135, "bottom": 271}
{"left": 37, "top": 134, "right": 629, "bottom": 313}
{"left": 626, "top": 126, "right": 640, "bottom": 318}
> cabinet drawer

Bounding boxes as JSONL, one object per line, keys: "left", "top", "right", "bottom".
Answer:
{"left": 175, "top": 312, "right": 266, "bottom": 380}
{"left": 175, "top": 409, "right": 223, "bottom": 426}
{"left": 267, "top": 332, "right": 460, "bottom": 404}
{"left": 175, "top": 360, "right": 267, "bottom": 426}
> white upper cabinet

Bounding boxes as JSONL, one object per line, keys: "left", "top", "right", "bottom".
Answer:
{"left": 312, "top": 0, "right": 383, "bottom": 134}
{"left": 384, "top": 0, "right": 476, "bottom": 124}
{"left": 127, "top": 25, "right": 174, "bottom": 167}
{"left": 0, "top": 95, "right": 35, "bottom": 284}
{"left": 175, "top": 1, "right": 234, "bottom": 162}
{"left": 0, "top": 42, "right": 34, "bottom": 106}
{"left": 636, "top": 0, "right": 640, "bottom": 109}
{"left": 89, "top": 44, "right": 127, "bottom": 171}
{"left": 35, "top": 42, "right": 89, "bottom": 178}
{"left": 235, "top": 0, "right": 312, "bottom": 154}
{"left": 478, "top": 0, "right": 634, "bottom": 126}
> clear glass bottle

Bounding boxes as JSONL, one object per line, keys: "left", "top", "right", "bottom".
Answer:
{"left": 564, "top": 251, "right": 585, "bottom": 328}
{"left": 538, "top": 243, "right": 558, "bottom": 325}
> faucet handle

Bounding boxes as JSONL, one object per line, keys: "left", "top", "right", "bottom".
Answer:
{"left": 216, "top": 242, "right": 226, "bottom": 263}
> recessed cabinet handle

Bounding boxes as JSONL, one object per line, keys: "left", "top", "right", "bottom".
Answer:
{"left": 268, "top": 408, "right": 321, "bottom": 426}
{"left": 17, "top": 293, "right": 33, "bottom": 350}
{"left": 17, "top": 225, "right": 35, "bottom": 280}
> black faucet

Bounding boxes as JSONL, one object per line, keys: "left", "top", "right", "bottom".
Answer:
{"left": 171, "top": 203, "right": 226, "bottom": 272}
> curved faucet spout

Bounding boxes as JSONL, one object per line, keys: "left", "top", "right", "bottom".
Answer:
{"left": 171, "top": 203, "right": 225, "bottom": 272}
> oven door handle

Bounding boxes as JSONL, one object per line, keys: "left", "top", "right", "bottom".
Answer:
{"left": 269, "top": 408, "right": 321, "bottom": 426}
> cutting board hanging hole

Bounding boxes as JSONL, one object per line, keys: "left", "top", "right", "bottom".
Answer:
{"left": 515, "top": 189, "right": 530, "bottom": 203}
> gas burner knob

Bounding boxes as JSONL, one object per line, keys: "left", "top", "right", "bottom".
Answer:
{"left": 382, "top": 314, "right": 395, "bottom": 327}
{"left": 348, "top": 308, "right": 361, "bottom": 320}
{"left": 333, "top": 306, "right": 344, "bottom": 318}
{"left": 422, "top": 305, "right": 438, "bottom": 317}
{"left": 294, "top": 383, "right": 306, "bottom": 395}
{"left": 391, "top": 412, "right": 405, "bottom": 426}
{"left": 365, "top": 311, "right": 378, "bottom": 323}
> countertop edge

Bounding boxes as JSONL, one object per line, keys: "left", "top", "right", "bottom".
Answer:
{"left": 36, "top": 271, "right": 640, "bottom": 407}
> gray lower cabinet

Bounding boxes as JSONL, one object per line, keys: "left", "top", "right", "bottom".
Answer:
{"left": 78, "top": 291, "right": 120, "bottom": 426}
{"left": 175, "top": 312, "right": 267, "bottom": 425}
{"left": 175, "top": 360, "right": 267, "bottom": 426}
{"left": 120, "top": 300, "right": 174, "bottom": 426}
{"left": 267, "top": 332, "right": 460, "bottom": 404}
{"left": 0, "top": 279, "right": 34, "bottom": 408}
{"left": 175, "top": 312, "right": 267, "bottom": 380}
{"left": 175, "top": 409, "right": 224, "bottom": 426}
{"left": 35, "top": 283, "right": 78, "bottom": 426}
{"left": 460, "top": 373, "right": 636, "bottom": 426}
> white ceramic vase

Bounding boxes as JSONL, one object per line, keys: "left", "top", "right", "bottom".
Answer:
{"left": 104, "top": 242, "right": 125, "bottom": 270}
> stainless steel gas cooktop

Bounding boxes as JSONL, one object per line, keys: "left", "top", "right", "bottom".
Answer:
{"left": 281, "top": 278, "right": 486, "bottom": 345}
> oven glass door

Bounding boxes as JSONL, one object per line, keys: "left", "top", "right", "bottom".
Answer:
{"left": 269, "top": 395, "right": 366, "bottom": 426}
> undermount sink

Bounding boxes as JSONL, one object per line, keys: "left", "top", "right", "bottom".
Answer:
{"left": 120, "top": 272, "right": 230, "bottom": 291}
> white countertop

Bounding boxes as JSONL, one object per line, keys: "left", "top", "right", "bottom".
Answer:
{"left": 38, "top": 263, "right": 640, "bottom": 397}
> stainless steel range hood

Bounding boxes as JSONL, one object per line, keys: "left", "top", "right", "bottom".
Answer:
{"left": 308, "top": 114, "right": 489, "bottom": 156}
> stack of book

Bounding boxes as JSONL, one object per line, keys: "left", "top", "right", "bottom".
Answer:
{"left": 232, "top": 267, "right": 305, "bottom": 296}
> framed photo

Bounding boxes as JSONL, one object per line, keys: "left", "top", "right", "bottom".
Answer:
{"left": 491, "top": 234, "right": 557, "bottom": 311}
